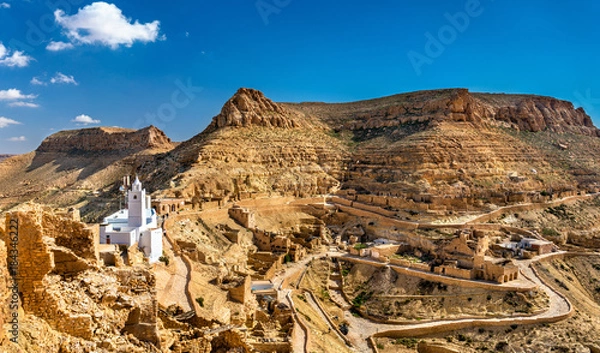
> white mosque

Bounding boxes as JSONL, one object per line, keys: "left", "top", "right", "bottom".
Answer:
{"left": 100, "top": 176, "right": 163, "bottom": 263}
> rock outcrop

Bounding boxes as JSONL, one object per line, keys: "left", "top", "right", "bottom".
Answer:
{"left": 475, "top": 92, "right": 598, "bottom": 136}
{"left": 289, "top": 88, "right": 598, "bottom": 135}
{"left": 206, "top": 88, "right": 307, "bottom": 130}
{"left": 37, "top": 126, "right": 174, "bottom": 153}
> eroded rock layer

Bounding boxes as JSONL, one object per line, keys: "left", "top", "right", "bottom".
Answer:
{"left": 147, "top": 88, "right": 600, "bottom": 206}
{"left": 37, "top": 126, "right": 174, "bottom": 153}
{"left": 2, "top": 87, "right": 600, "bottom": 215}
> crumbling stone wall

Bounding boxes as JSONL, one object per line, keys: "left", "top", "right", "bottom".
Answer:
{"left": 229, "top": 205, "right": 256, "bottom": 229}
{"left": 5, "top": 207, "right": 96, "bottom": 339}
{"left": 228, "top": 275, "right": 251, "bottom": 304}
{"left": 123, "top": 292, "right": 160, "bottom": 347}
{"left": 7, "top": 209, "right": 54, "bottom": 315}
{"left": 248, "top": 252, "right": 285, "bottom": 280}
{"left": 42, "top": 212, "right": 98, "bottom": 261}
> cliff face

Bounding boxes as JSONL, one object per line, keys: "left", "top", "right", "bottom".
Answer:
{"left": 289, "top": 88, "right": 598, "bottom": 136}
{"left": 37, "top": 126, "right": 174, "bottom": 153}
{"left": 473, "top": 92, "right": 598, "bottom": 136}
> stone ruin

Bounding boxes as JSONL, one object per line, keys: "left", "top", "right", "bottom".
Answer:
{"left": 1, "top": 205, "right": 161, "bottom": 348}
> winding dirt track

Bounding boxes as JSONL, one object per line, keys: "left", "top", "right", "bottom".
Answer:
{"left": 291, "top": 252, "right": 574, "bottom": 352}
{"left": 293, "top": 195, "right": 592, "bottom": 352}
{"left": 155, "top": 236, "right": 193, "bottom": 312}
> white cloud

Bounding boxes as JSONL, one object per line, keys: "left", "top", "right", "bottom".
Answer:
{"left": 31, "top": 77, "right": 47, "bottom": 86}
{"left": 0, "top": 117, "right": 21, "bottom": 128}
{"left": 0, "top": 3, "right": 10, "bottom": 9}
{"left": 53, "top": 2, "right": 164, "bottom": 50}
{"left": 46, "top": 41, "right": 75, "bottom": 51}
{"left": 50, "top": 72, "right": 78, "bottom": 85}
{"left": 72, "top": 114, "right": 100, "bottom": 125}
{"left": 0, "top": 43, "right": 33, "bottom": 68}
{"left": 8, "top": 101, "right": 40, "bottom": 108}
{"left": 8, "top": 136, "right": 26, "bottom": 142}
{"left": 0, "top": 89, "right": 36, "bottom": 101}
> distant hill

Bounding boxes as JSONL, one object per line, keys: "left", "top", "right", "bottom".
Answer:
{"left": 0, "top": 126, "right": 175, "bottom": 220}
{"left": 0, "top": 155, "right": 13, "bottom": 162}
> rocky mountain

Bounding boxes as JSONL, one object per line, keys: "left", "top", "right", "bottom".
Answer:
{"left": 2, "top": 87, "right": 600, "bottom": 217}
{"left": 0, "top": 126, "right": 175, "bottom": 218}
{"left": 205, "top": 87, "right": 314, "bottom": 130}
{"left": 36, "top": 126, "right": 174, "bottom": 153}
{"left": 294, "top": 89, "right": 597, "bottom": 136}
{"left": 277, "top": 88, "right": 600, "bottom": 202}
{"left": 146, "top": 88, "right": 600, "bottom": 207}
{"left": 143, "top": 88, "right": 347, "bottom": 200}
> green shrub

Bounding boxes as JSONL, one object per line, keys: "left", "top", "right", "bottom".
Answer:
{"left": 354, "top": 243, "right": 368, "bottom": 251}
{"left": 159, "top": 255, "right": 170, "bottom": 266}
{"left": 542, "top": 228, "right": 560, "bottom": 237}
{"left": 394, "top": 338, "right": 418, "bottom": 348}
{"left": 196, "top": 297, "right": 204, "bottom": 307}
{"left": 352, "top": 291, "right": 372, "bottom": 307}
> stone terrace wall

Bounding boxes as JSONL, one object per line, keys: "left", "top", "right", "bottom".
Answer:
{"left": 343, "top": 257, "right": 535, "bottom": 292}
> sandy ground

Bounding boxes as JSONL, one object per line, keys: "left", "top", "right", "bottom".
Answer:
{"left": 154, "top": 237, "right": 193, "bottom": 312}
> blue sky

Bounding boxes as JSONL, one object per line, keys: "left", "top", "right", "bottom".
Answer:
{"left": 0, "top": 0, "right": 599, "bottom": 154}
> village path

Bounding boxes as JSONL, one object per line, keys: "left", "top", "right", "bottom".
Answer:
{"left": 155, "top": 237, "right": 193, "bottom": 312}
{"left": 288, "top": 294, "right": 307, "bottom": 353}
{"left": 266, "top": 248, "right": 347, "bottom": 352}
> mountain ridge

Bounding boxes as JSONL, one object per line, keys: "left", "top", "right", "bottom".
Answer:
{"left": 2, "top": 87, "right": 600, "bottom": 219}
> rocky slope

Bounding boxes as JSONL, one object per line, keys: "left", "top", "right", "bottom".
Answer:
{"left": 144, "top": 88, "right": 348, "bottom": 200}
{"left": 145, "top": 88, "right": 600, "bottom": 209}
{"left": 3, "top": 87, "right": 600, "bottom": 216}
{"left": 285, "top": 88, "right": 600, "bottom": 201}
{"left": 0, "top": 126, "right": 175, "bottom": 218}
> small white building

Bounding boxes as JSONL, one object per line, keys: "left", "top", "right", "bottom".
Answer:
{"left": 100, "top": 177, "right": 163, "bottom": 263}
